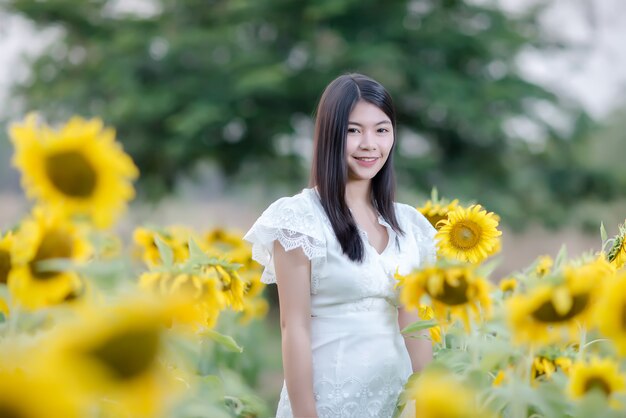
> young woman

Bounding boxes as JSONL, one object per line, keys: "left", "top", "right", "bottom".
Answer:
{"left": 244, "top": 73, "right": 436, "bottom": 418}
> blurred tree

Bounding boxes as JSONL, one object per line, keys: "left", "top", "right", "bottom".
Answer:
{"left": 6, "top": 0, "right": 615, "bottom": 227}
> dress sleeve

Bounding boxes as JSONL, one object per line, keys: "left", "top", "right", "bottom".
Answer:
{"left": 396, "top": 203, "right": 438, "bottom": 273}
{"left": 242, "top": 193, "right": 326, "bottom": 293}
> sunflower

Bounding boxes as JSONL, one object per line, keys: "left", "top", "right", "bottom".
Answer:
{"left": 417, "top": 198, "right": 460, "bottom": 230}
{"left": 9, "top": 114, "right": 138, "bottom": 228}
{"left": 418, "top": 304, "right": 442, "bottom": 343}
{"left": 506, "top": 261, "right": 603, "bottom": 345}
{"left": 0, "top": 296, "right": 8, "bottom": 318}
{"left": 44, "top": 297, "right": 175, "bottom": 418}
{"left": 204, "top": 228, "right": 251, "bottom": 262}
{"left": 0, "top": 365, "right": 83, "bottom": 418}
{"left": 596, "top": 271, "right": 626, "bottom": 355}
{"left": 8, "top": 207, "right": 91, "bottom": 309}
{"left": 436, "top": 205, "right": 502, "bottom": 264}
{"left": 607, "top": 222, "right": 626, "bottom": 270}
{"left": 535, "top": 255, "right": 553, "bottom": 277}
{"left": 395, "top": 263, "right": 491, "bottom": 331}
{"left": 568, "top": 358, "right": 625, "bottom": 401}
{"left": 139, "top": 272, "right": 225, "bottom": 330}
{"left": 499, "top": 277, "right": 518, "bottom": 293}
{"left": 0, "top": 231, "right": 13, "bottom": 286}
{"left": 403, "top": 370, "right": 495, "bottom": 418}
{"left": 133, "top": 225, "right": 192, "bottom": 267}
{"left": 531, "top": 355, "right": 572, "bottom": 381}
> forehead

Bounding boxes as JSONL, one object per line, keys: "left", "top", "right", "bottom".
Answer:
{"left": 348, "top": 100, "right": 391, "bottom": 124}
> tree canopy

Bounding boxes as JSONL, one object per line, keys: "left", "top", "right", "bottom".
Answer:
{"left": 7, "top": 0, "right": 617, "bottom": 228}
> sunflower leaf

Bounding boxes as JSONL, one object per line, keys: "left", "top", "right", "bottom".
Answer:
{"left": 401, "top": 319, "right": 438, "bottom": 335}
{"left": 203, "top": 329, "right": 244, "bottom": 353}
{"left": 554, "top": 245, "right": 567, "bottom": 267}
{"left": 188, "top": 238, "right": 211, "bottom": 264}
{"left": 601, "top": 222, "right": 608, "bottom": 245}
{"left": 154, "top": 235, "right": 174, "bottom": 267}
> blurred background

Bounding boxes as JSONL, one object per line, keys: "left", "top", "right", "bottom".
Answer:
{"left": 1, "top": 0, "right": 626, "bottom": 409}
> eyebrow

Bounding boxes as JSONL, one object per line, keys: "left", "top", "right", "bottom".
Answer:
{"left": 348, "top": 121, "right": 392, "bottom": 126}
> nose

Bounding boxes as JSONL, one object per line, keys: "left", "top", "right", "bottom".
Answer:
{"left": 358, "top": 130, "right": 376, "bottom": 150}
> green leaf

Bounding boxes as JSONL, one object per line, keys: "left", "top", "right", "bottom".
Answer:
{"left": 188, "top": 238, "right": 211, "bottom": 264}
{"left": 601, "top": 221, "right": 608, "bottom": 244}
{"left": 154, "top": 235, "right": 174, "bottom": 267}
{"left": 554, "top": 244, "right": 568, "bottom": 267}
{"left": 203, "top": 329, "right": 244, "bottom": 353}
{"left": 401, "top": 319, "right": 438, "bottom": 335}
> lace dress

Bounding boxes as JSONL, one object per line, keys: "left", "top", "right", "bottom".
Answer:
{"left": 243, "top": 188, "right": 436, "bottom": 418}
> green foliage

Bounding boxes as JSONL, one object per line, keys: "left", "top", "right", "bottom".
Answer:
{"left": 7, "top": 0, "right": 616, "bottom": 227}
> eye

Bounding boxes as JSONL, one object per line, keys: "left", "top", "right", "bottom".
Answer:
{"left": 347, "top": 127, "right": 360, "bottom": 134}
{"left": 377, "top": 127, "right": 390, "bottom": 133}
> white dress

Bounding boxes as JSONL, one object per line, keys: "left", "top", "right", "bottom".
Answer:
{"left": 243, "top": 187, "right": 436, "bottom": 418}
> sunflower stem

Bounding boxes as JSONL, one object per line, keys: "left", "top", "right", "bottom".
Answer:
{"left": 578, "top": 326, "right": 587, "bottom": 361}
{"left": 583, "top": 338, "right": 610, "bottom": 349}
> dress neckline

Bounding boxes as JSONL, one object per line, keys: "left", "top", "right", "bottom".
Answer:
{"left": 304, "top": 187, "right": 395, "bottom": 257}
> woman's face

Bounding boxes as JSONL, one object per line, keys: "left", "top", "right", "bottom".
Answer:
{"left": 345, "top": 100, "right": 394, "bottom": 181}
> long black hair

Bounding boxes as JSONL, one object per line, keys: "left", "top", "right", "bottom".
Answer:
{"left": 309, "top": 73, "right": 404, "bottom": 262}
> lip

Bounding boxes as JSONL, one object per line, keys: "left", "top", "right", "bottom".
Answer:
{"left": 353, "top": 156, "right": 379, "bottom": 167}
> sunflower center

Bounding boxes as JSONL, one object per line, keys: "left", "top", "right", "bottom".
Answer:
{"left": 450, "top": 221, "right": 481, "bottom": 250}
{"left": 0, "top": 249, "right": 11, "bottom": 284}
{"left": 583, "top": 376, "right": 612, "bottom": 396}
{"left": 429, "top": 276, "right": 469, "bottom": 305}
{"left": 0, "top": 403, "right": 26, "bottom": 418}
{"left": 87, "top": 326, "right": 160, "bottom": 380}
{"left": 29, "top": 230, "right": 73, "bottom": 281}
{"left": 531, "top": 293, "right": 590, "bottom": 323}
{"left": 45, "top": 151, "right": 97, "bottom": 197}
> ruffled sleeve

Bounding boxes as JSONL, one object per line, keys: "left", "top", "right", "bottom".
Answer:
{"left": 395, "top": 203, "right": 438, "bottom": 274}
{"left": 243, "top": 191, "right": 327, "bottom": 293}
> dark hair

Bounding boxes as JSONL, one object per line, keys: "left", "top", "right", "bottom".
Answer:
{"left": 309, "top": 73, "right": 404, "bottom": 262}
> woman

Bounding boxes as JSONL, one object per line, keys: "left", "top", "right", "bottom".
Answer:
{"left": 244, "top": 73, "right": 436, "bottom": 418}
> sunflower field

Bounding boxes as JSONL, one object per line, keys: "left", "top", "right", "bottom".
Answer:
{"left": 2, "top": 114, "right": 626, "bottom": 418}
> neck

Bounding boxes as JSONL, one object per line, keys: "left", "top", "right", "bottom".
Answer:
{"left": 345, "top": 179, "right": 372, "bottom": 210}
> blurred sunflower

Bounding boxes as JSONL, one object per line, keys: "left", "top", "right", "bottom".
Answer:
{"left": 0, "top": 231, "right": 13, "bottom": 286}
{"left": 9, "top": 114, "right": 138, "bottom": 228}
{"left": 531, "top": 355, "right": 572, "bottom": 381}
{"left": 206, "top": 265, "right": 246, "bottom": 312}
{"left": 139, "top": 272, "right": 225, "bottom": 330}
{"left": 8, "top": 207, "right": 91, "bottom": 309}
{"left": 133, "top": 225, "right": 193, "bottom": 267}
{"left": 568, "top": 358, "right": 625, "bottom": 401}
{"left": 395, "top": 264, "right": 491, "bottom": 331}
{"left": 46, "top": 298, "right": 174, "bottom": 418}
{"left": 404, "top": 370, "right": 495, "bottom": 418}
{"left": 0, "top": 296, "right": 8, "bottom": 318}
{"left": 607, "top": 222, "right": 626, "bottom": 270}
{"left": 535, "top": 255, "right": 553, "bottom": 277}
{"left": 499, "top": 277, "right": 518, "bottom": 294}
{"left": 0, "top": 366, "right": 83, "bottom": 418}
{"left": 418, "top": 304, "right": 442, "bottom": 343}
{"left": 204, "top": 228, "right": 250, "bottom": 262}
{"left": 596, "top": 272, "right": 626, "bottom": 355}
{"left": 436, "top": 205, "right": 501, "bottom": 264}
{"left": 417, "top": 198, "right": 460, "bottom": 230}
{"left": 507, "top": 262, "right": 603, "bottom": 345}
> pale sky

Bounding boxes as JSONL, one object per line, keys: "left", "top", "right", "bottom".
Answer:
{"left": 1, "top": 0, "right": 625, "bottom": 120}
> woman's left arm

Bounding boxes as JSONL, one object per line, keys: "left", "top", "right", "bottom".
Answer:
{"left": 397, "top": 306, "right": 433, "bottom": 373}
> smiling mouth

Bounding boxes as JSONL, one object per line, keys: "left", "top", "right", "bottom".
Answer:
{"left": 354, "top": 157, "right": 378, "bottom": 162}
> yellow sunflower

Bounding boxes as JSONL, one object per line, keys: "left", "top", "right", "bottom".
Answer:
{"left": 403, "top": 369, "right": 495, "bottom": 418}
{"left": 9, "top": 114, "right": 138, "bottom": 228}
{"left": 535, "top": 255, "right": 553, "bottom": 277}
{"left": 8, "top": 207, "right": 91, "bottom": 309}
{"left": 0, "top": 364, "right": 84, "bottom": 418}
{"left": 607, "top": 222, "right": 626, "bottom": 270}
{"left": 395, "top": 263, "right": 491, "bottom": 332}
{"left": 499, "top": 277, "right": 518, "bottom": 293}
{"left": 133, "top": 225, "right": 193, "bottom": 267}
{"left": 568, "top": 358, "right": 625, "bottom": 401}
{"left": 531, "top": 355, "right": 572, "bottom": 382}
{"left": 506, "top": 262, "right": 603, "bottom": 345}
{"left": 0, "top": 296, "right": 8, "bottom": 318}
{"left": 436, "top": 204, "right": 502, "bottom": 264}
{"left": 596, "top": 271, "right": 626, "bottom": 355}
{"left": 44, "top": 297, "right": 176, "bottom": 418}
{"left": 418, "top": 304, "right": 442, "bottom": 343}
{"left": 0, "top": 231, "right": 13, "bottom": 286}
{"left": 204, "top": 227, "right": 251, "bottom": 262}
{"left": 417, "top": 198, "right": 460, "bottom": 230}
{"left": 139, "top": 271, "right": 225, "bottom": 330}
